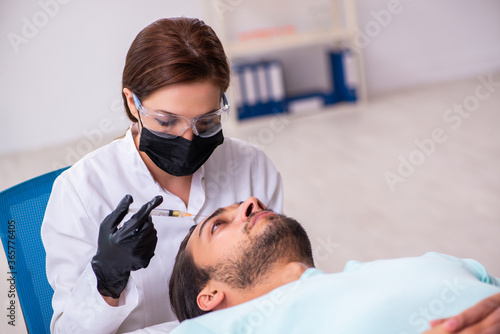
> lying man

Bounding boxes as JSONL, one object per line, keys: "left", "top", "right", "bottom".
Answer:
{"left": 167, "top": 197, "right": 500, "bottom": 334}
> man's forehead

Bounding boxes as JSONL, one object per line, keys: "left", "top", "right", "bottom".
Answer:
{"left": 192, "top": 201, "right": 244, "bottom": 239}
{"left": 184, "top": 224, "right": 197, "bottom": 247}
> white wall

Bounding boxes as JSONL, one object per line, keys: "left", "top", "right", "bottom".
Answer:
{"left": 1, "top": 0, "right": 499, "bottom": 156}
{"left": 356, "top": 0, "right": 500, "bottom": 97}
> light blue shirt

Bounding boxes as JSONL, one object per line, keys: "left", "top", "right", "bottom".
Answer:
{"left": 171, "top": 253, "right": 500, "bottom": 334}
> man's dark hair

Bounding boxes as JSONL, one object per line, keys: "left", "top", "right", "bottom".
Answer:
{"left": 168, "top": 225, "right": 211, "bottom": 322}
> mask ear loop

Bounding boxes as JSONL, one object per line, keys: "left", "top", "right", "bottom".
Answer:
{"left": 132, "top": 93, "right": 146, "bottom": 129}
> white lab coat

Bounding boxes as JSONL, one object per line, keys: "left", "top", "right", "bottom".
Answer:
{"left": 41, "top": 126, "right": 283, "bottom": 334}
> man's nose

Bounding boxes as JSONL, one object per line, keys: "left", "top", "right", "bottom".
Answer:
{"left": 239, "top": 197, "right": 266, "bottom": 222}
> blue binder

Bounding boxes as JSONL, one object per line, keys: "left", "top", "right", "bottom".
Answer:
{"left": 328, "top": 50, "right": 357, "bottom": 103}
{"left": 233, "top": 60, "right": 287, "bottom": 120}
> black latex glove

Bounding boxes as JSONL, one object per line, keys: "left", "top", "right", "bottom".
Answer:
{"left": 91, "top": 194, "right": 163, "bottom": 298}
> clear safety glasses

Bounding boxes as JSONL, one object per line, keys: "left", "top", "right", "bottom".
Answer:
{"left": 132, "top": 93, "right": 229, "bottom": 139}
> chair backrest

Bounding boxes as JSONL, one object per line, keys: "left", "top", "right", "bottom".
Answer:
{"left": 0, "top": 167, "right": 69, "bottom": 334}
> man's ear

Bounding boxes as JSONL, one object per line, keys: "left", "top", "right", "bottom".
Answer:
{"left": 197, "top": 283, "right": 225, "bottom": 312}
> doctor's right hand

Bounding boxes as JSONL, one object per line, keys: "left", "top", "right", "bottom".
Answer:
{"left": 91, "top": 194, "right": 163, "bottom": 299}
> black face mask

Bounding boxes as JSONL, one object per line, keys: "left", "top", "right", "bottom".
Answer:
{"left": 138, "top": 127, "right": 224, "bottom": 177}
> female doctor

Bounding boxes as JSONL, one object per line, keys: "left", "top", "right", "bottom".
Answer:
{"left": 41, "top": 17, "right": 283, "bottom": 333}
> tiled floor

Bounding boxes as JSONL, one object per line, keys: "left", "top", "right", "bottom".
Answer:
{"left": 2, "top": 72, "right": 499, "bottom": 280}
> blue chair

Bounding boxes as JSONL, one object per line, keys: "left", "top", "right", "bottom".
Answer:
{"left": 0, "top": 167, "right": 69, "bottom": 334}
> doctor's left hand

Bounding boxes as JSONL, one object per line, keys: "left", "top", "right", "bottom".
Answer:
{"left": 91, "top": 194, "right": 163, "bottom": 300}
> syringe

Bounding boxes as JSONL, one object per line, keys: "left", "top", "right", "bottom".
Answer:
{"left": 129, "top": 209, "right": 193, "bottom": 217}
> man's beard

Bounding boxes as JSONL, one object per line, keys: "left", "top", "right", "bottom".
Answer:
{"left": 206, "top": 214, "right": 314, "bottom": 290}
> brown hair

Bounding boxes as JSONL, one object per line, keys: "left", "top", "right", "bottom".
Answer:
{"left": 168, "top": 225, "right": 211, "bottom": 322}
{"left": 122, "top": 17, "right": 230, "bottom": 122}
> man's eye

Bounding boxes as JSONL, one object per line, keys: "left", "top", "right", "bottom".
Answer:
{"left": 211, "top": 220, "right": 225, "bottom": 234}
